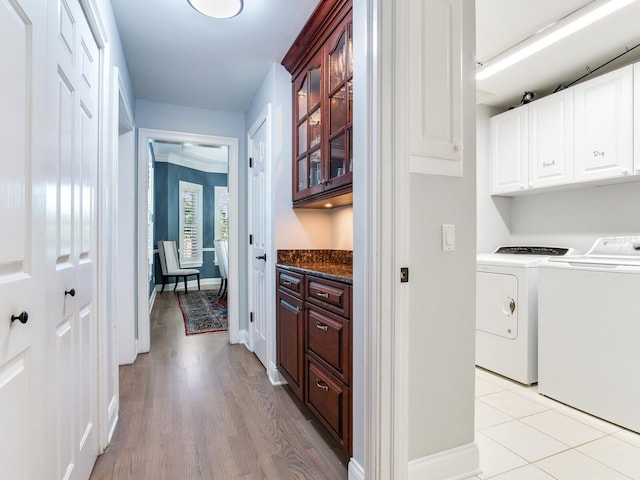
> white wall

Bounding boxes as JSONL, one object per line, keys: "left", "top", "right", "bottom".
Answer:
{"left": 477, "top": 107, "right": 640, "bottom": 253}
{"left": 246, "top": 62, "right": 333, "bottom": 251}
{"left": 407, "top": 2, "right": 477, "bottom": 460}
{"left": 330, "top": 206, "right": 353, "bottom": 249}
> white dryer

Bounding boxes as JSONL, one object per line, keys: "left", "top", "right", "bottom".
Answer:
{"left": 476, "top": 246, "right": 574, "bottom": 385}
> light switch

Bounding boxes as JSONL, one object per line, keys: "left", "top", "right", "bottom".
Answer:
{"left": 442, "top": 224, "right": 455, "bottom": 251}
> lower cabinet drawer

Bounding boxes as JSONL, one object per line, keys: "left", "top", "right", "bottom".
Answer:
{"left": 306, "top": 356, "right": 350, "bottom": 452}
{"left": 306, "top": 305, "right": 350, "bottom": 382}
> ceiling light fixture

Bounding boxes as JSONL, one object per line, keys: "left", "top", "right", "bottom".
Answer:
{"left": 187, "top": 0, "right": 243, "bottom": 19}
{"left": 476, "top": 0, "right": 636, "bottom": 81}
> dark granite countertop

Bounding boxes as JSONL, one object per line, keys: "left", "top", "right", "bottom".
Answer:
{"left": 276, "top": 249, "right": 352, "bottom": 285}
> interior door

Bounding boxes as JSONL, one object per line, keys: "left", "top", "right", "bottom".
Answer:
{"left": 48, "top": 0, "right": 100, "bottom": 477}
{"left": 0, "top": 0, "right": 48, "bottom": 477}
{"left": 248, "top": 117, "right": 268, "bottom": 368}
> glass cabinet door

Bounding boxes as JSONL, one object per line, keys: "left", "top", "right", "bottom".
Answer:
{"left": 327, "top": 17, "right": 353, "bottom": 184}
{"left": 294, "top": 55, "right": 324, "bottom": 200}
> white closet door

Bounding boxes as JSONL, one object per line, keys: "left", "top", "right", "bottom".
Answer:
{"left": 47, "top": 0, "right": 101, "bottom": 478}
{"left": 0, "top": 0, "right": 48, "bottom": 478}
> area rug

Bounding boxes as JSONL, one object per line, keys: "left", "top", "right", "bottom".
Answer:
{"left": 177, "top": 290, "right": 228, "bottom": 335}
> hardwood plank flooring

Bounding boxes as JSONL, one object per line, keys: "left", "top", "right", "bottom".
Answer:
{"left": 91, "top": 292, "right": 349, "bottom": 480}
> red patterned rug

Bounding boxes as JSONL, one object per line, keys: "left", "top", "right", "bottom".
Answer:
{"left": 177, "top": 290, "right": 228, "bottom": 335}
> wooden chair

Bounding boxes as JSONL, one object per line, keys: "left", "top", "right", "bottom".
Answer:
{"left": 214, "top": 239, "right": 228, "bottom": 299}
{"left": 157, "top": 240, "right": 200, "bottom": 293}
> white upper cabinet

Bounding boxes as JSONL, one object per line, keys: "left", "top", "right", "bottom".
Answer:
{"left": 573, "top": 65, "right": 633, "bottom": 182}
{"left": 406, "top": 0, "right": 463, "bottom": 176}
{"left": 635, "top": 63, "right": 640, "bottom": 175}
{"left": 490, "top": 106, "right": 528, "bottom": 194}
{"left": 528, "top": 89, "right": 573, "bottom": 189}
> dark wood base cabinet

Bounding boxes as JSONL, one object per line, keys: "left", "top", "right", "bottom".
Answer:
{"left": 276, "top": 267, "right": 352, "bottom": 455}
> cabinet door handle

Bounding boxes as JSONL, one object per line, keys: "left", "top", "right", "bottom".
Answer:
{"left": 316, "top": 291, "right": 329, "bottom": 298}
{"left": 315, "top": 321, "right": 328, "bottom": 331}
{"left": 316, "top": 379, "right": 329, "bottom": 392}
{"left": 281, "top": 299, "right": 300, "bottom": 313}
{"left": 11, "top": 311, "right": 29, "bottom": 325}
{"left": 282, "top": 280, "right": 292, "bottom": 286}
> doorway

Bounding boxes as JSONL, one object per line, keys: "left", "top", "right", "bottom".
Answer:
{"left": 247, "top": 106, "right": 272, "bottom": 369}
{"left": 136, "top": 129, "right": 240, "bottom": 352}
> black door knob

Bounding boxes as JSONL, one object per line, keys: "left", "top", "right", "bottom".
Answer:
{"left": 65, "top": 288, "right": 76, "bottom": 297}
{"left": 11, "top": 311, "right": 29, "bottom": 324}
{"left": 255, "top": 254, "right": 267, "bottom": 261}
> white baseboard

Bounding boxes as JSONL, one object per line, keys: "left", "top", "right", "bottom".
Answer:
{"left": 348, "top": 458, "right": 365, "bottom": 480}
{"left": 237, "top": 329, "right": 249, "bottom": 347}
{"left": 269, "top": 362, "right": 288, "bottom": 386}
{"left": 408, "top": 442, "right": 480, "bottom": 480}
{"left": 156, "top": 277, "right": 222, "bottom": 293}
{"left": 149, "top": 288, "right": 157, "bottom": 312}
{"left": 107, "top": 395, "right": 119, "bottom": 444}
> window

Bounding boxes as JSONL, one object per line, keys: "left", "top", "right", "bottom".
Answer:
{"left": 179, "top": 181, "right": 203, "bottom": 267}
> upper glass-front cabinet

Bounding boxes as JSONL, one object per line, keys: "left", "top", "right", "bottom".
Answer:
{"left": 286, "top": 1, "right": 353, "bottom": 208}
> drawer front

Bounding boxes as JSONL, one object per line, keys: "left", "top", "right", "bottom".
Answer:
{"left": 277, "top": 269, "right": 304, "bottom": 297}
{"left": 306, "top": 358, "right": 350, "bottom": 449}
{"left": 306, "top": 306, "right": 350, "bottom": 381}
{"left": 306, "top": 276, "right": 350, "bottom": 317}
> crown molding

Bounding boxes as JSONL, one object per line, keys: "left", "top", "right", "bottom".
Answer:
{"left": 154, "top": 152, "right": 228, "bottom": 174}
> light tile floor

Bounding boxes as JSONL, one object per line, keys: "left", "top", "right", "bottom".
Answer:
{"left": 469, "top": 368, "right": 640, "bottom": 479}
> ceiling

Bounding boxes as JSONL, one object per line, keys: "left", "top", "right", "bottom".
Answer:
{"left": 152, "top": 141, "right": 229, "bottom": 172}
{"left": 476, "top": 0, "right": 640, "bottom": 109}
{"left": 110, "top": 0, "right": 640, "bottom": 113}
{"left": 110, "top": 0, "right": 320, "bottom": 112}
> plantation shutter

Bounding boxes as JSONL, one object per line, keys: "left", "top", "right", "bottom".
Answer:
{"left": 179, "top": 181, "right": 203, "bottom": 266}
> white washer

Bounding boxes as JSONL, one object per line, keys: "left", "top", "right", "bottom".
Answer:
{"left": 538, "top": 236, "right": 640, "bottom": 432}
{"left": 476, "top": 246, "right": 574, "bottom": 385}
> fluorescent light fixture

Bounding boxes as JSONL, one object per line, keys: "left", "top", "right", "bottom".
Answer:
{"left": 188, "top": 0, "right": 243, "bottom": 19}
{"left": 476, "top": 0, "right": 636, "bottom": 81}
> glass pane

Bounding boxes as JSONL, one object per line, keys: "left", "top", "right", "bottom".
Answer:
{"left": 309, "top": 109, "right": 321, "bottom": 149}
{"left": 349, "top": 128, "right": 353, "bottom": 172}
{"left": 331, "top": 87, "right": 346, "bottom": 134}
{"left": 330, "top": 134, "right": 346, "bottom": 178}
{"left": 309, "top": 68, "right": 321, "bottom": 107}
{"left": 348, "top": 80, "right": 353, "bottom": 124}
{"left": 348, "top": 23, "right": 353, "bottom": 77}
{"left": 298, "top": 157, "right": 307, "bottom": 191}
{"left": 330, "top": 32, "right": 346, "bottom": 91}
{"left": 297, "top": 77, "right": 308, "bottom": 120}
{"left": 310, "top": 150, "right": 322, "bottom": 186}
{"left": 298, "top": 121, "right": 307, "bottom": 155}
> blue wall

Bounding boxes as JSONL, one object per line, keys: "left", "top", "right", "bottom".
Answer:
{"left": 154, "top": 161, "right": 228, "bottom": 285}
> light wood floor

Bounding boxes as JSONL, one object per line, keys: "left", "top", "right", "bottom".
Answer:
{"left": 90, "top": 292, "right": 349, "bottom": 479}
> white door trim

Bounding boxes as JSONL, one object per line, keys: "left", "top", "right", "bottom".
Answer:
{"left": 353, "top": 0, "right": 408, "bottom": 478}
{"left": 79, "top": 0, "right": 112, "bottom": 456}
{"left": 136, "top": 128, "right": 240, "bottom": 351}
{"left": 246, "top": 104, "right": 273, "bottom": 368}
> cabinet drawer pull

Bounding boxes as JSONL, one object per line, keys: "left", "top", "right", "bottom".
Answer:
{"left": 315, "top": 321, "right": 328, "bottom": 331}
{"left": 316, "top": 379, "right": 329, "bottom": 392}
{"left": 282, "top": 280, "right": 292, "bottom": 286}
{"left": 316, "top": 291, "right": 329, "bottom": 298}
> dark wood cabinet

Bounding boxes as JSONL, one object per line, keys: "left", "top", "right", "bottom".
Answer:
{"left": 276, "top": 289, "right": 304, "bottom": 400}
{"left": 276, "top": 267, "right": 352, "bottom": 454}
{"left": 282, "top": 0, "right": 353, "bottom": 208}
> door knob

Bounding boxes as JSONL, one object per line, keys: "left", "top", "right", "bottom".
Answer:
{"left": 11, "top": 311, "right": 29, "bottom": 325}
{"left": 65, "top": 288, "right": 76, "bottom": 297}
{"left": 255, "top": 254, "right": 267, "bottom": 261}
